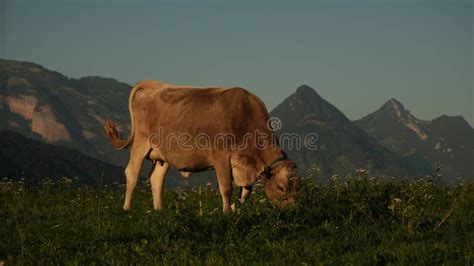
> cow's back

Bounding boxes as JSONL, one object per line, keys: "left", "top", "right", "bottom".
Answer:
{"left": 131, "top": 81, "right": 272, "bottom": 170}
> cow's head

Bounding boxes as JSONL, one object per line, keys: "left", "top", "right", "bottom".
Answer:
{"left": 263, "top": 160, "right": 300, "bottom": 207}
{"left": 230, "top": 154, "right": 300, "bottom": 206}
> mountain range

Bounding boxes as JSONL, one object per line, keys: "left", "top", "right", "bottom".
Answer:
{"left": 356, "top": 98, "right": 473, "bottom": 179}
{"left": 0, "top": 59, "right": 472, "bottom": 182}
{"left": 0, "top": 59, "right": 131, "bottom": 166}
{"left": 270, "top": 85, "right": 433, "bottom": 179}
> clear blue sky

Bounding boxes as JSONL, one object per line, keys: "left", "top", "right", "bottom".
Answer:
{"left": 1, "top": 0, "right": 472, "bottom": 125}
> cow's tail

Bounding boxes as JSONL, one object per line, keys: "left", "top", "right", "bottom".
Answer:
{"left": 103, "top": 119, "right": 131, "bottom": 150}
{"left": 103, "top": 83, "right": 143, "bottom": 150}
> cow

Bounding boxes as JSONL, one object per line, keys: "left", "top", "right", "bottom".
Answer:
{"left": 103, "top": 80, "right": 300, "bottom": 212}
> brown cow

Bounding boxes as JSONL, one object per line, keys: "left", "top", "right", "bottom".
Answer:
{"left": 104, "top": 80, "right": 300, "bottom": 212}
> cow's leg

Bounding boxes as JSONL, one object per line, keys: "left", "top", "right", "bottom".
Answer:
{"left": 123, "top": 141, "right": 147, "bottom": 211}
{"left": 149, "top": 162, "right": 169, "bottom": 210}
{"left": 231, "top": 186, "right": 252, "bottom": 211}
{"left": 239, "top": 186, "right": 252, "bottom": 203}
{"left": 215, "top": 160, "right": 233, "bottom": 213}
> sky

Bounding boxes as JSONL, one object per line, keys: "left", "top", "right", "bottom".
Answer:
{"left": 1, "top": 0, "right": 472, "bottom": 125}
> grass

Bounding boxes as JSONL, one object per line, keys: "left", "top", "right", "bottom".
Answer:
{"left": 1, "top": 175, "right": 473, "bottom": 265}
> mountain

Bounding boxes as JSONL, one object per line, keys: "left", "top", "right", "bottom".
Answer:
{"left": 5, "top": 59, "right": 466, "bottom": 181}
{"left": 0, "top": 59, "right": 131, "bottom": 166}
{"left": 270, "top": 85, "right": 433, "bottom": 179}
{"left": 0, "top": 130, "right": 125, "bottom": 184}
{"left": 356, "top": 99, "right": 474, "bottom": 180}
{"left": 0, "top": 59, "right": 214, "bottom": 186}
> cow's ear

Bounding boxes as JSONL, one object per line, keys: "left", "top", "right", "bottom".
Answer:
{"left": 259, "top": 166, "right": 272, "bottom": 179}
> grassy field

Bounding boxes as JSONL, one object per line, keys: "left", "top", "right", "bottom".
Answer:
{"left": 1, "top": 175, "right": 473, "bottom": 265}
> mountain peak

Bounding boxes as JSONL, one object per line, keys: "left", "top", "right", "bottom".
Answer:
{"left": 292, "top": 84, "right": 327, "bottom": 107}
{"left": 380, "top": 98, "right": 417, "bottom": 122}
{"left": 295, "top": 84, "right": 321, "bottom": 99}
{"left": 383, "top": 98, "right": 405, "bottom": 112}
{"left": 271, "top": 84, "right": 355, "bottom": 130}
{"left": 358, "top": 98, "right": 429, "bottom": 141}
{"left": 296, "top": 84, "right": 314, "bottom": 92}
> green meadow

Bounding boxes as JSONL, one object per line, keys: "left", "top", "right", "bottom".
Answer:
{"left": 1, "top": 175, "right": 473, "bottom": 265}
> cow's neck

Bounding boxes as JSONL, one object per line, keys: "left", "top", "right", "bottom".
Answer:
{"left": 257, "top": 146, "right": 286, "bottom": 169}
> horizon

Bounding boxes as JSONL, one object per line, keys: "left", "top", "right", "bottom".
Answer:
{"left": 1, "top": 0, "right": 472, "bottom": 124}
